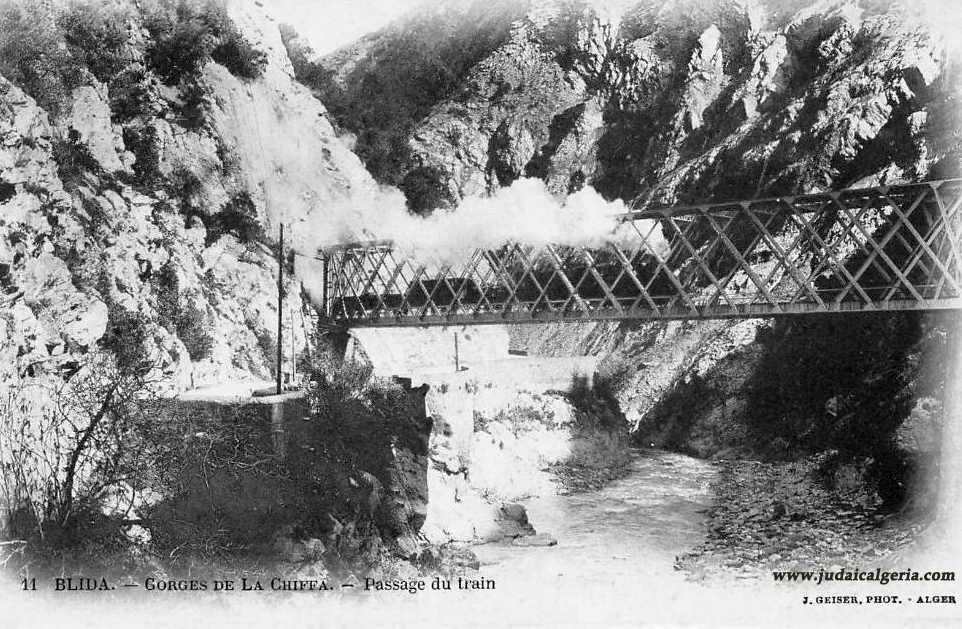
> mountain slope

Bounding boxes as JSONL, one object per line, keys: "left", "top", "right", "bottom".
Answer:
{"left": 0, "top": 0, "right": 376, "bottom": 396}
{"left": 311, "top": 0, "right": 961, "bottom": 510}
{"left": 310, "top": 0, "right": 959, "bottom": 210}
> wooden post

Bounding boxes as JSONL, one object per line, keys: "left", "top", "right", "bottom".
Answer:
{"left": 290, "top": 304, "right": 296, "bottom": 386}
{"left": 299, "top": 283, "right": 312, "bottom": 365}
{"left": 454, "top": 332, "right": 459, "bottom": 372}
{"left": 277, "top": 223, "right": 284, "bottom": 395}
{"left": 321, "top": 252, "right": 328, "bottom": 317}
{"left": 271, "top": 401, "right": 286, "bottom": 458}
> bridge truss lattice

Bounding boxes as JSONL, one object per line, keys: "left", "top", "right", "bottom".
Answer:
{"left": 321, "top": 179, "right": 962, "bottom": 327}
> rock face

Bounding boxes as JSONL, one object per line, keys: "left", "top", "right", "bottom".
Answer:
{"left": 309, "top": 0, "right": 960, "bottom": 512}
{"left": 1, "top": 0, "right": 957, "bottom": 549}
{"left": 407, "top": 25, "right": 587, "bottom": 201}
{"left": 316, "top": 0, "right": 958, "bottom": 210}
{"left": 420, "top": 373, "right": 629, "bottom": 543}
{"left": 0, "top": 0, "right": 377, "bottom": 397}
{"left": 0, "top": 1, "right": 389, "bottom": 537}
{"left": 147, "top": 381, "right": 434, "bottom": 562}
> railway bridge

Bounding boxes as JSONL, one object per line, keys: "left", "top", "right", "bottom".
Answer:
{"left": 318, "top": 179, "right": 962, "bottom": 328}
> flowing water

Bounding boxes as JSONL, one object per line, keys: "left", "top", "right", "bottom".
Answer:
{"left": 474, "top": 450, "right": 717, "bottom": 580}
{"left": 459, "top": 450, "right": 719, "bottom": 625}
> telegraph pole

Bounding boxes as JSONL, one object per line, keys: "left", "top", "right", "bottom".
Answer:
{"left": 276, "top": 223, "right": 284, "bottom": 395}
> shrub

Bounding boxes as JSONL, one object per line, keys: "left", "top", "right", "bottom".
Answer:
{"left": 2, "top": 1, "right": 264, "bottom": 118}
{"left": 58, "top": 0, "right": 137, "bottom": 85}
{"left": 99, "top": 301, "right": 153, "bottom": 375}
{"left": 211, "top": 28, "right": 267, "bottom": 79}
{"left": 399, "top": 165, "right": 452, "bottom": 214}
{"left": 170, "top": 77, "right": 210, "bottom": 130}
{"left": 279, "top": 23, "right": 342, "bottom": 108}
{"left": 170, "top": 167, "right": 203, "bottom": 210}
{"left": 210, "top": 191, "right": 262, "bottom": 244}
{"left": 140, "top": 401, "right": 293, "bottom": 557}
{"left": 51, "top": 129, "right": 102, "bottom": 189}
{"left": 109, "top": 68, "right": 158, "bottom": 123}
{"left": 176, "top": 301, "right": 214, "bottom": 361}
{"left": 0, "top": 1, "right": 85, "bottom": 115}
{"left": 122, "top": 124, "right": 162, "bottom": 189}
{"left": 143, "top": 0, "right": 266, "bottom": 85}
{"left": 0, "top": 180, "right": 15, "bottom": 203}
{"left": 300, "top": 360, "right": 431, "bottom": 544}
{"left": 152, "top": 261, "right": 214, "bottom": 361}
{"left": 168, "top": 176, "right": 263, "bottom": 246}
{"left": 253, "top": 325, "right": 278, "bottom": 375}
{"left": 143, "top": 2, "right": 215, "bottom": 85}
{"left": 308, "top": 350, "right": 375, "bottom": 412}
{"left": 153, "top": 261, "right": 180, "bottom": 332}
{"left": 0, "top": 353, "right": 166, "bottom": 543}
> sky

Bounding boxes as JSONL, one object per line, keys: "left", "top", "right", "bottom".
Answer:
{"left": 262, "top": 0, "right": 426, "bottom": 55}
{"left": 260, "top": 0, "right": 962, "bottom": 60}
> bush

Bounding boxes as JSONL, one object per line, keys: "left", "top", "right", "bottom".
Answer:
{"left": 169, "top": 166, "right": 203, "bottom": 213}
{"left": 167, "top": 176, "right": 262, "bottom": 246}
{"left": 51, "top": 129, "right": 102, "bottom": 189}
{"left": 58, "top": 0, "right": 137, "bottom": 85}
{"left": 152, "top": 261, "right": 214, "bottom": 361}
{"left": 153, "top": 261, "right": 180, "bottom": 333}
{"left": 0, "top": 1, "right": 85, "bottom": 115}
{"left": 0, "top": 354, "right": 166, "bottom": 544}
{"left": 279, "top": 23, "right": 342, "bottom": 108}
{"left": 176, "top": 302, "right": 214, "bottom": 360}
{"left": 143, "top": 2, "right": 215, "bottom": 85}
{"left": 170, "top": 77, "right": 211, "bottom": 130}
{"left": 399, "top": 165, "right": 452, "bottom": 214}
{"left": 141, "top": 401, "right": 293, "bottom": 558}
{"left": 1, "top": 1, "right": 264, "bottom": 118}
{"left": 211, "top": 29, "right": 267, "bottom": 79}
{"left": 122, "top": 124, "right": 162, "bottom": 189}
{"left": 210, "top": 191, "right": 262, "bottom": 244}
{"left": 301, "top": 359, "right": 431, "bottom": 545}
{"left": 109, "top": 68, "right": 158, "bottom": 123}
{"left": 143, "top": 0, "right": 266, "bottom": 85}
{"left": 99, "top": 303, "right": 153, "bottom": 376}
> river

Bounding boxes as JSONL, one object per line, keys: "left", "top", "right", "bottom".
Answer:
{"left": 440, "top": 450, "right": 719, "bottom": 626}
{"left": 473, "top": 450, "right": 718, "bottom": 589}
{"left": 28, "top": 450, "right": 950, "bottom": 628}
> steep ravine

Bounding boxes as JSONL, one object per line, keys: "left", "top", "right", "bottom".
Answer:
{"left": 0, "top": 0, "right": 379, "bottom": 398}
{"left": 0, "top": 0, "right": 958, "bottom": 592}
{"left": 302, "top": 0, "right": 961, "bottom": 577}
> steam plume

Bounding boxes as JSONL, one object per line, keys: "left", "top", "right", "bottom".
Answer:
{"left": 289, "top": 177, "right": 666, "bottom": 267}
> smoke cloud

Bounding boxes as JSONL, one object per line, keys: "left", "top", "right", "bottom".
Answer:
{"left": 289, "top": 177, "right": 666, "bottom": 267}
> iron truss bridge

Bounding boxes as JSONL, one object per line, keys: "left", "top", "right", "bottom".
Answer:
{"left": 320, "top": 179, "right": 962, "bottom": 327}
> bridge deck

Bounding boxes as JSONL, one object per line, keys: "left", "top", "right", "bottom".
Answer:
{"left": 320, "top": 180, "right": 962, "bottom": 327}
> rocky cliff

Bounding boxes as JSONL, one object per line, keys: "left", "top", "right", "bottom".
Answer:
{"left": 309, "top": 0, "right": 959, "bottom": 209}
{"left": 0, "top": 0, "right": 376, "bottom": 401}
{"left": 306, "top": 0, "right": 960, "bottom": 511}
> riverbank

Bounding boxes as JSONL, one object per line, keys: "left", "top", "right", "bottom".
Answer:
{"left": 677, "top": 458, "right": 935, "bottom": 581}
{"left": 473, "top": 450, "right": 716, "bottom": 600}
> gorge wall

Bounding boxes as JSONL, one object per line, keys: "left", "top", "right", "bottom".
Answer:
{"left": 1, "top": 0, "right": 959, "bottom": 560}
{"left": 0, "top": 0, "right": 378, "bottom": 402}
{"left": 295, "top": 0, "right": 961, "bottom": 512}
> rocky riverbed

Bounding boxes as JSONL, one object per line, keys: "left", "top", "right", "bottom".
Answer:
{"left": 677, "top": 457, "right": 935, "bottom": 581}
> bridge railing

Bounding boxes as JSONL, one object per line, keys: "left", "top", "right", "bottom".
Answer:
{"left": 322, "top": 179, "right": 962, "bottom": 326}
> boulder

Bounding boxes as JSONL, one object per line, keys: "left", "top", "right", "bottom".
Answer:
{"left": 895, "top": 397, "right": 942, "bottom": 457}
{"left": 67, "top": 85, "right": 127, "bottom": 173}
{"left": 511, "top": 533, "right": 557, "bottom": 547}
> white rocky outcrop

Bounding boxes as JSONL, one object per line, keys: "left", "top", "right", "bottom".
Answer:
{"left": 0, "top": 0, "right": 377, "bottom": 394}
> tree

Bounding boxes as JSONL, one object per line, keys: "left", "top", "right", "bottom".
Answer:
{"left": 0, "top": 353, "right": 166, "bottom": 543}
